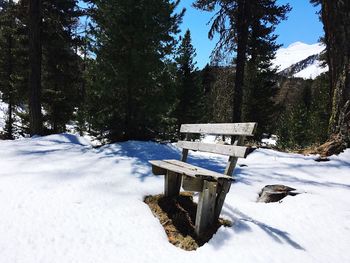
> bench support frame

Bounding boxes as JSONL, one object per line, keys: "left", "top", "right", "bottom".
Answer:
{"left": 195, "top": 180, "right": 217, "bottom": 236}
{"left": 165, "top": 171, "right": 181, "bottom": 197}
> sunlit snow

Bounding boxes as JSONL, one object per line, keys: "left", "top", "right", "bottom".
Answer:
{"left": 0, "top": 134, "right": 349, "bottom": 263}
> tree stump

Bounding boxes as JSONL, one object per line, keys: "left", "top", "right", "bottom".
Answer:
{"left": 257, "top": 185, "right": 298, "bottom": 203}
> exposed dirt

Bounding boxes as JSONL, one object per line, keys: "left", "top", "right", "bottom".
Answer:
{"left": 144, "top": 192, "right": 231, "bottom": 251}
{"left": 300, "top": 136, "right": 346, "bottom": 157}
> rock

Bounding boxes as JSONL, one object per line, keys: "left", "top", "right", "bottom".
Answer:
{"left": 257, "top": 185, "right": 298, "bottom": 203}
{"left": 315, "top": 157, "right": 330, "bottom": 162}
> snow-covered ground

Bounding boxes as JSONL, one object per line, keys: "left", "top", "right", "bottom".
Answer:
{"left": 0, "top": 134, "right": 350, "bottom": 263}
{"left": 273, "top": 42, "right": 328, "bottom": 79}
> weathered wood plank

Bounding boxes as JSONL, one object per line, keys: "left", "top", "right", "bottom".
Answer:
{"left": 164, "top": 171, "right": 181, "bottom": 197}
{"left": 180, "top": 123, "right": 257, "bottom": 136}
{"left": 177, "top": 141, "right": 249, "bottom": 157}
{"left": 182, "top": 175, "right": 203, "bottom": 192}
{"left": 149, "top": 160, "right": 233, "bottom": 181}
{"left": 195, "top": 180, "right": 217, "bottom": 237}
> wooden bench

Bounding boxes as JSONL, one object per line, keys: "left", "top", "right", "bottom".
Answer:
{"left": 149, "top": 122, "right": 257, "bottom": 237}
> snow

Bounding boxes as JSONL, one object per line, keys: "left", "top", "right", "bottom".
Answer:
{"left": 0, "top": 99, "right": 6, "bottom": 132}
{"left": 294, "top": 60, "right": 328, "bottom": 79}
{"left": 261, "top": 137, "right": 277, "bottom": 146}
{"left": 273, "top": 42, "right": 328, "bottom": 79}
{"left": 273, "top": 42, "right": 325, "bottom": 71}
{"left": 1, "top": 134, "right": 350, "bottom": 263}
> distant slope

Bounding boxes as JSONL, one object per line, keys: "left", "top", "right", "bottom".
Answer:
{"left": 273, "top": 42, "right": 328, "bottom": 79}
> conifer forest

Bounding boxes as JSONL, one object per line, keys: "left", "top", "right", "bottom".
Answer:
{"left": 0, "top": 0, "right": 349, "bottom": 152}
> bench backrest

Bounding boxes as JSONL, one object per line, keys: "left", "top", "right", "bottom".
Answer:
{"left": 177, "top": 122, "right": 257, "bottom": 176}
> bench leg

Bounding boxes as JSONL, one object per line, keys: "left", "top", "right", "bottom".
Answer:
{"left": 214, "top": 180, "right": 231, "bottom": 221}
{"left": 195, "top": 180, "right": 217, "bottom": 237}
{"left": 164, "top": 171, "right": 181, "bottom": 197}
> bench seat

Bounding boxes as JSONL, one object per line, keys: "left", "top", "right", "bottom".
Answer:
{"left": 149, "top": 159, "right": 234, "bottom": 181}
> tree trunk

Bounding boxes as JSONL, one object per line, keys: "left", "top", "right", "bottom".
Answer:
{"left": 232, "top": 0, "right": 250, "bottom": 123}
{"left": 28, "top": 0, "right": 43, "bottom": 136}
{"left": 321, "top": 0, "right": 350, "bottom": 147}
{"left": 5, "top": 6, "right": 14, "bottom": 140}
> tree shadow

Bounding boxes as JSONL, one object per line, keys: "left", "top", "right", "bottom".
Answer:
{"left": 95, "top": 141, "right": 232, "bottom": 182}
{"left": 220, "top": 204, "right": 305, "bottom": 251}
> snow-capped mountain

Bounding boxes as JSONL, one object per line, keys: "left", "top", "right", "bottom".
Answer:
{"left": 273, "top": 42, "right": 328, "bottom": 79}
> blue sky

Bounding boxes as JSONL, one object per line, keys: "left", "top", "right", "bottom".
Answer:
{"left": 177, "top": 0, "right": 324, "bottom": 68}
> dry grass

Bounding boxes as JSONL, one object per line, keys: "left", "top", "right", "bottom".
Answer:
{"left": 144, "top": 192, "right": 231, "bottom": 251}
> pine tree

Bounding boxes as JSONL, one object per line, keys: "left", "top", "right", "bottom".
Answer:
{"left": 175, "top": 29, "right": 201, "bottom": 126}
{"left": 41, "top": 0, "right": 83, "bottom": 133}
{"left": 243, "top": 0, "right": 290, "bottom": 137}
{"left": 85, "top": 0, "right": 184, "bottom": 141}
{"left": 194, "top": 0, "right": 290, "bottom": 125}
{"left": 0, "top": 0, "right": 16, "bottom": 138}
{"left": 194, "top": 0, "right": 251, "bottom": 122}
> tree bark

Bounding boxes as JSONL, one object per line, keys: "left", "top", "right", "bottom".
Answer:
{"left": 232, "top": 0, "right": 250, "bottom": 123}
{"left": 5, "top": 1, "right": 14, "bottom": 140}
{"left": 28, "top": 0, "right": 43, "bottom": 136}
{"left": 321, "top": 0, "right": 350, "bottom": 146}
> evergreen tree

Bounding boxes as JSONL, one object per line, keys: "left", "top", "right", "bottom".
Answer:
{"left": 175, "top": 29, "right": 202, "bottom": 126}
{"left": 194, "top": 0, "right": 290, "bottom": 125}
{"left": 85, "top": 0, "right": 184, "bottom": 141}
{"left": 243, "top": 0, "right": 289, "bottom": 137}
{"left": 200, "top": 64, "right": 216, "bottom": 122}
{"left": 41, "top": 0, "right": 83, "bottom": 133}
{"left": 0, "top": 0, "right": 16, "bottom": 138}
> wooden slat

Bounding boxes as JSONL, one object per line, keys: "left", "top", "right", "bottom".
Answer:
{"left": 177, "top": 141, "right": 249, "bottom": 158}
{"left": 164, "top": 159, "right": 233, "bottom": 181}
{"left": 180, "top": 123, "right": 257, "bottom": 136}
{"left": 149, "top": 160, "right": 233, "bottom": 181}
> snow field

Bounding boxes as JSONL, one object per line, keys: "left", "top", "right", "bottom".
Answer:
{"left": 273, "top": 41, "right": 328, "bottom": 79}
{"left": 0, "top": 134, "right": 349, "bottom": 263}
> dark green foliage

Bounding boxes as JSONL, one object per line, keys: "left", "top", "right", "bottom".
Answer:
{"left": 242, "top": 0, "right": 290, "bottom": 138}
{"left": 276, "top": 74, "right": 330, "bottom": 149}
{"left": 194, "top": 0, "right": 290, "bottom": 124}
{"left": 84, "top": 0, "right": 184, "bottom": 141}
{"left": 0, "top": 0, "right": 28, "bottom": 138}
{"left": 0, "top": 0, "right": 84, "bottom": 137}
{"left": 41, "top": 0, "right": 83, "bottom": 133}
{"left": 174, "top": 30, "right": 203, "bottom": 127}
